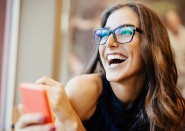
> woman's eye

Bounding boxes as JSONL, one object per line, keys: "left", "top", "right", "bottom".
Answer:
{"left": 121, "top": 30, "right": 132, "bottom": 35}
{"left": 96, "top": 30, "right": 109, "bottom": 37}
{"left": 101, "top": 31, "right": 109, "bottom": 37}
{"left": 116, "top": 27, "right": 133, "bottom": 36}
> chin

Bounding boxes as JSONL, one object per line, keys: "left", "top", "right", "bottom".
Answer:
{"left": 105, "top": 72, "right": 125, "bottom": 82}
{"left": 105, "top": 69, "right": 144, "bottom": 83}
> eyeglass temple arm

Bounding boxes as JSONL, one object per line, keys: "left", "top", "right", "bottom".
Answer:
{"left": 134, "top": 27, "right": 142, "bottom": 34}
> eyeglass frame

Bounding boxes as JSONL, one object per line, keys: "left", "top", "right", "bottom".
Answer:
{"left": 93, "top": 24, "right": 143, "bottom": 45}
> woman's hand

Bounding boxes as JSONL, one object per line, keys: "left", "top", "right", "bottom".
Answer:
{"left": 36, "top": 76, "right": 86, "bottom": 131}
{"left": 15, "top": 76, "right": 86, "bottom": 131}
{"left": 15, "top": 113, "right": 56, "bottom": 131}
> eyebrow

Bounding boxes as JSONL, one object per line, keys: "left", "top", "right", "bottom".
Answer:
{"left": 104, "top": 24, "right": 138, "bottom": 30}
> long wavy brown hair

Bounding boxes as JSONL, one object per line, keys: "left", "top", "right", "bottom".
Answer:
{"left": 85, "top": 1, "right": 185, "bottom": 131}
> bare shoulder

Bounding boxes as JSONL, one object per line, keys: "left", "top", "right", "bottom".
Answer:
{"left": 65, "top": 73, "right": 102, "bottom": 121}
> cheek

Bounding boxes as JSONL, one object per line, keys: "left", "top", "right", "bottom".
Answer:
{"left": 132, "top": 46, "right": 143, "bottom": 69}
{"left": 99, "top": 47, "right": 106, "bottom": 68}
{"left": 129, "top": 41, "right": 143, "bottom": 64}
{"left": 99, "top": 46, "right": 105, "bottom": 59}
{"left": 130, "top": 38, "right": 141, "bottom": 53}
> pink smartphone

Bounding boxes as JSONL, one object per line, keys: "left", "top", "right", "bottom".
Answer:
{"left": 19, "top": 82, "right": 53, "bottom": 123}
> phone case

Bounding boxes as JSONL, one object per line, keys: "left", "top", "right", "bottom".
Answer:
{"left": 19, "top": 83, "right": 53, "bottom": 123}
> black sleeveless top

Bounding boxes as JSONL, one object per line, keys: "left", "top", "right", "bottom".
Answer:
{"left": 83, "top": 75, "right": 150, "bottom": 131}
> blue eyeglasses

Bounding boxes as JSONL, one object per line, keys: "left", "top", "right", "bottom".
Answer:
{"left": 94, "top": 24, "right": 142, "bottom": 45}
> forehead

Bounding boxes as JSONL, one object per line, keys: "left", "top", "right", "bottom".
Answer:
{"left": 105, "top": 7, "right": 140, "bottom": 29}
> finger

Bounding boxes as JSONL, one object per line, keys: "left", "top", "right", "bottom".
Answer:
{"left": 21, "top": 124, "right": 56, "bottom": 131}
{"left": 15, "top": 113, "right": 46, "bottom": 129}
{"left": 17, "top": 103, "right": 24, "bottom": 115}
{"left": 42, "top": 84, "right": 67, "bottom": 105}
{"left": 36, "top": 76, "right": 62, "bottom": 88}
{"left": 42, "top": 84, "right": 62, "bottom": 94}
{"left": 40, "top": 84, "right": 68, "bottom": 113}
{"left": 41, "top": 85, "right": 63, "bottom": 104}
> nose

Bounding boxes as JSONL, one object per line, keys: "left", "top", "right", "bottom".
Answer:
{"left": 105, "top": 34, "right": 119, "bottom": 47}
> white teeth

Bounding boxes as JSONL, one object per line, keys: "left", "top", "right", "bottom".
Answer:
{"left": 107, "top": 54, "right": 127, "bottom": 61}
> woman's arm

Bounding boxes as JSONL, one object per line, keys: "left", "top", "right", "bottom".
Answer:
{"left": 35, "top": 76, "right": 87, "bottom": 131}
{"left": 15, "top": 74, "right": 101, "bottom": 131}
{"left": 65, "top": 74, "right": 102, "bottom": 121}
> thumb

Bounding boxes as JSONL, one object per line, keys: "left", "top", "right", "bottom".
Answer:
{"left": 17, "top": 103, "right": 24, "bottom": 115}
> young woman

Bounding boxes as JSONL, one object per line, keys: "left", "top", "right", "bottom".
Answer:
{"left": 15, "top": 1, "right": 185, "bottom": 131}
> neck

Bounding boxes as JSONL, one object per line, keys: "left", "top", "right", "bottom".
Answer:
{"left": 110, "top": 73, "right": 144, "bottom": 105}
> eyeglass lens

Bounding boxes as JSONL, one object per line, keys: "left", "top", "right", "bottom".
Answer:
{"left": 94, "top": 26, "right": 134, "bottom": 45}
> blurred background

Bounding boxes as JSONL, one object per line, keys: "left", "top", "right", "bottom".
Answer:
{"left": 0, "top": 0, "right": 185, "bottom": 130}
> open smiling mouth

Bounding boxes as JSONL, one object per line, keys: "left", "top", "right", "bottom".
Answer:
{"left": 107, "top": 54, "right": 127, "bottom": 66}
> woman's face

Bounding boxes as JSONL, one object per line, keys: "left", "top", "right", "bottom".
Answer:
{"left": 99, "top": 7, "right": 144, "bottom": 82}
